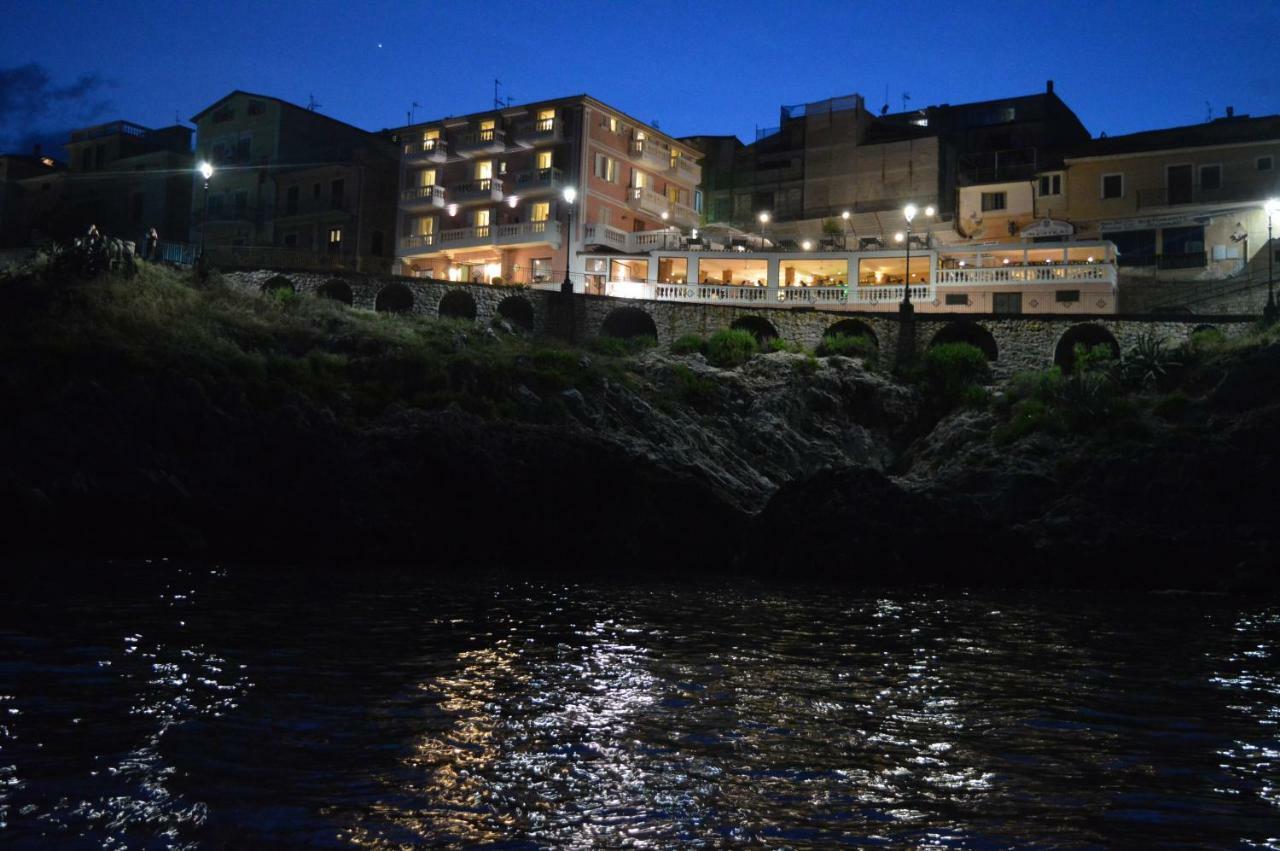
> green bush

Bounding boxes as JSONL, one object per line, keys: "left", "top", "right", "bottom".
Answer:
{"left": 704, "top": 328, "right": 758, "bottom": 368}
{"left": 587, "top": 334, "right": 655, "bottom": 357}
{"left": 670, "top": 364, "right": 718, "bottom": 410}
{"left": 1072, "top": 342, "right": 1116, "bottom": 375}
{"left": 766, "top": 337, "right": 805, "bottom": 354}
{"left": 671, "top": 334, "right": 706, "bottom": 355}
{"left": 1122, "top": 332, "right": 1180, "bottom": 389}
{"left": 922, "top": 342, "right": 991, "bottom": 407}
{"left": 817, "top": 332, "right": 877, "bottom": 360}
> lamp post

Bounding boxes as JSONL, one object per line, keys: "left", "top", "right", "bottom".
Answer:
{"left": 561, "top": 185, "right": 577, "bottom": 294}
{"left": 899, "top": 203, "right": 936, "bottom": 306}
{"left": 841, "top": 209, "right": 851, "bottom": 249}
{"left": 1265, "top": 198, "right": 1279, "bottom": 323}
{"left": 198, "top": 161, "right": 214, "bottom": 259}
{"left": 758, "top": 210, "right": 770, "bottom": 251}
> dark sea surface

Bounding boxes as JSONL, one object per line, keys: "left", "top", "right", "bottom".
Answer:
{"left": 0, "top": 563, "right": 1277, "bottom": 849}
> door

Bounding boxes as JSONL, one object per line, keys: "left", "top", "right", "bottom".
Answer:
{"left": 1166, "top": 165, "right": 1192, "bottom": 205}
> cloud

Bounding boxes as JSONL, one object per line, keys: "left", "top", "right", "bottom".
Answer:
{"left": 0, "top": 63, "right": 114, "bottom": 155}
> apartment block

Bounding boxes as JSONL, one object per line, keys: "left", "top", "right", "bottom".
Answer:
{"left": 190, "top": 90, "right": 398, "bottom": 271}
{"left": 393, "top": 95, "right": 701, "bottom": 287}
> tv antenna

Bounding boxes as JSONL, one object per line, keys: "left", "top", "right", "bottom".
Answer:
{"left": 307, "top": 94, "right": 322, "bottom": 112}
{"left": 881, "top": 84, "right": 889, "bottom": 116}
{"left": 902, "top": 92, "right": 911, "bottom": 112}
{"left": 409, "top": 100, "right": 421, "bottom": 125}
{"left": 493, "top": 79, "right": 503, "bottom": 110}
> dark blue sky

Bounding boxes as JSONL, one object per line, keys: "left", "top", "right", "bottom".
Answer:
{"left": 2, "top": 0, "right": 1276, "bottom": 155}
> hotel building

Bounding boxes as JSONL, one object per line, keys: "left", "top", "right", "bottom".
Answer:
{"left": 392, "top": 95, "right": 702, "bottom": 287}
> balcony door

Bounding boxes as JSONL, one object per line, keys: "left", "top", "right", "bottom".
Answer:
{"left": 1166, "top": 164, "right": 1192, "bottom": 205}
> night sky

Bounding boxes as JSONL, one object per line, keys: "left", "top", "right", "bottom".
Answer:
{"left": 1, "top": 0, "right": 1276, "bottom": 156}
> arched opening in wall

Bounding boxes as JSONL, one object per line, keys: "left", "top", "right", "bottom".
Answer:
{"left": 929, "top": 322, "right": 998, "bottom": 361}
{"left": 261, "top": 275, "right": 295, "bottom": 296}
{"left": 496, "top": 295, "right": 534, "bottom": 331}
{"left": 1191, "top": 323, "right": 1218, "bottom": 336}
{"left": 438, "top": 289, "right": 478, "bottom": 321}
{"left": 730, "top": 315, "right": 779, "bottom": 344}
{"left": 375, "top": 282, "right": 414, "bottom": 314}
{"left": 822, "top": 319, "right": 879, "bottom": 349}
{"left": 601, "top": 307, "right": 658, "bottom": 340}
{"left": 1054, "top": 323, "right": 1120, "bottom": 372}
{"left": 316, "top": 279, "right": 353, "bottom": 305}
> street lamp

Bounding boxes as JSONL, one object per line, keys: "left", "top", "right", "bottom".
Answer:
{"left": 561, "top": 185, "right": 577, "bottom": 294}
{"left": 758, "top": 210, "right": 770, "bottom": 250}
{"left": 1265, "top": 198, "right": 1279, "bottom": 322}
{"left": 899, "top": 203, "right": 936, "bottom": 306}
{"left": 198, "top": 161, "right": 214, "bottom": 259}
{"left": 841, "top": 209, "right": 851, "bottom": 248}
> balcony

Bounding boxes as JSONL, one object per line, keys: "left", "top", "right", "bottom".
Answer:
{"left": 402, "top": 139, "right": 447, "bottom": 164}
{"left": 627, "top": 186, "right": 670, "bottom": 218}
{"left": 669, "top": 156, "right": 701, "bottom": 185}
{"left": 514, "top": 167, "right": 564, "bottom": 193}
{"left": 669, "top": 201, "right": 699, "bottom": 227}
{"left": 935, "top": 263, "right": 1116, "bottom": 286}
{"left": 397, "top": 220, "right": 561, "bottom": 255}
{"left": 1136, "top": 179, "right": 1280, "bottom": 210}
{"left": 400, "top": 184, "right": 446, "bottom": 210}
{"left": 454, "top": 128, "right": 506, "bottom": 156}
{"left": 628, "top": 140, "right": 670, "bottom": 172}
{"left": 452, "top": 178, "right": 504, "bottom": 204}
{"left": 516, "top": 117, "right": 562, "bottom": 147}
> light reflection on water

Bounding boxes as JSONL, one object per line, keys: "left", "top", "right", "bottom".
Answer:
{"left": 0, "top": 568, "right": 1277, "bottom": 849}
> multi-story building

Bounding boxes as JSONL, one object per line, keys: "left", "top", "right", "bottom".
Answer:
{"left": 688, "top": 83, "right": 1090, "bottom": 248}
{"left": 393, "top": 95, "right": 702, "bottom": 288}
{"left": 6, "top": 121, "right": 192, "bottom": 246}
{"left": 0, "top": 151, "right": 63, "bottom": 247}
{"left": 190, "top": 91, "right": 398, "bottom": 271}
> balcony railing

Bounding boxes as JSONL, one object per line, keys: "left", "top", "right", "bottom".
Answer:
{"left": 455, "top": 128, "right": 506, "bottom": 155}
{"left": 669, "top": 201, "right": 699, "bottom": 227}
{"left": 451, "top": 178, "right": 504, "bottom": 203}
{"left": 627, "top": 186, "right": 669, "bottom": 218}
{"left": 629, "top": 140, "right": 671, "bottom": 171}
{"left": 399, "top": 220, "right": 561, "bottom": 255}
{"left": 402, "top": 139, "right": 447, "bottom": 164}
{"left": 517, "top": 117, "right": 562, "bottom": 145}
{"left": 935, "top": 264, "right": 1116, "bottom": 286}
{"left": 670, "top": 156, "right": 701, "bottom": 184}
{"left": 1136, "top": 180, "right": 1280, "bottom": 209}
{"left": 1157, "top": 251, "right": 1207, "bottom": 270}
{"left": 514, "top": 167, "right": 564, "bottom": 191}
{"left": 399, "top": 184, "right": 446, "bottom": 209}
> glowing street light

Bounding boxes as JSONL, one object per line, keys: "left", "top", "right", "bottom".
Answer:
{"left": 801, "top": 239, "right": 812, "bottom": 251}
{"left": 757, "top": 210, "right": 770, "bottom": 250}
{"left": 900, "top": 202, "right": 936, "bottom": 307}
{"left": 197, "top": 161, "right": 214, "bottom": 259}
{"left": 562, "top": 186, "right": 578, "bottom": 293}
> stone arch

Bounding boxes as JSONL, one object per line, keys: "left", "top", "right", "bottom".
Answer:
{"left": 496, "top": 295, "right": 534, "bottom": 331}
{"left": 375, "top": 282, "right": 414, "bottom": 314}
{"left": 730, "top": 315, "right": 779, "bottom": 344}
{"left": 1054, "top": 323, "right": 1120, "bottom": 372}
{"left": 929, "top": 321, "right": 998, "bottom": 361}
{"left": 261, "top": 274, "right": 295, "bottom": 295}
{"left": 601, "top": 307, "right": 658, "bottom": 340}
{"left": 1191, "top": 323, "right": 1218, "bottom": 336}
{"left": 822, "top": 318, "right": 879, "bottom": 349}
{"left": 438, "top": 289, "right": 478, "bottom": 320}
{"left": 316, "top": 279, "right": 353, "bottom": 305}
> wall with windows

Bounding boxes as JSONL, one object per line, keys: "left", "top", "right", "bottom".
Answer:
{"left": 957, "top": 181, "right": 1034, "bottom": 240}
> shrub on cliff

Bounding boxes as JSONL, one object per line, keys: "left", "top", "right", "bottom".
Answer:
{"left": 922, "top": 342, "right": 991, "bottom": 408}
{"left": 587, "top": 334, "right": 655, "bottom": 357}
{"left": 704, "top": 328, "right": 758, "bottom": 368}
{"left": 817, "top": 332, "right": 877, "bottom": 362}
{"left": 671, "top": 334, "right": 706, "bottom": 356}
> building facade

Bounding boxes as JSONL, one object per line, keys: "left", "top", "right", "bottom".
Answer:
{"left": 393, "top": 95, "right": 702, "bottom": 287}
{"left": 190, "top": 91, "right": 398, "bottom": 271}
{"left": 0, "top": 152, "right": 63, "bottom": 247}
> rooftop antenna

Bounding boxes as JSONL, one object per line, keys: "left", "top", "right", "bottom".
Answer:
{"left": 307, "top": 94, "right": 322, "bottom": 112}
{"left": 506, "top": 96, "right": 514, "bottom": 107}
{"left": 493, "top": 79, "right": 503, "bottom": 110}
{"left": 902, "top": 92, "right": 911, "bottom": 112}
{"left": 652, "top": 118, "right": 661, "bottom": 130}
{"left": 881, "top": 84, "right": 889, "bottom": 116}
{"left": 1204, "top": 100, "right": 1212, "bottom": 122}
{"left": 410, "top": 101, "right": 421, "bottom": 124}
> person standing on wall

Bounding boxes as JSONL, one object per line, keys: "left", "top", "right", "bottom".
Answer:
{"left": 144, "top": 227, "right": 159, "bottom": 262}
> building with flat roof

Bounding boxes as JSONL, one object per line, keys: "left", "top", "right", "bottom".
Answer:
{"left": 392, "top": 94, "right": 701, "bottom": 287}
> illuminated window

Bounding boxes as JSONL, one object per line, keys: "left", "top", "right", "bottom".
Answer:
{"left": 666, "top": 185, "right": 680, "bottom": 204}
{"left": 530, "top": 202, "right": 550, "bottom": 222}
{"left": 474, "top": 209, "right": 490, "bottom": 234}
{"left": 633, "top": 170, "right": 649, "bottom": 190}
{"left": 594, "top": 154, "right": 618, "bottom": 182}
{"left": 476, "top": 160, "right": 493, "bottom": 180}
{"left": 536, "top": 108, "right": 555, "bottom": 131}
{"left": 531, "top": 257, "right": 552, "bottom": 281}
{"left": 328, "top": 228, "right": 342, "bottom": 252}
{"left": 658, "top": 257, "right": 688, "bottom": 283}
{"left": 479, "top": 118, "right": 496, "bottom": 140}
{"left": 608, "top": 116, "right": 620, "bottom": 134}
{"left": 419, "top": 169, "right": 436, "bottom": 187}
{"left": 536, "top": 150, "right": 553, "bottom": 170}
{"left": 423, "top": 128, "right": 440, "bottom": 141}
{"left": 414, "top": 216, "right": 435, "bottom": 236}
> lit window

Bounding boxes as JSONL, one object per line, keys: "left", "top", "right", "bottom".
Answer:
{"left": 414, "top": 217, "right": 435, "bottom": 236}
{"left": 536, "top": 109, "right": 555, "bottom": 131}
{"left": 328, "top": 228, "right": 342, "bottom": 246}
{"left": 607, "top": 116, "right": 620, "bottom": 134}
{"left": 475, "top": 160, "right": 493, "bottom": 180}
{"left": 531, "top": 257, "right": 552, "bottom": 282}
{"left": 594, "top": 154, "right": 618, "bottom": 183}
{"left": 474, "top": 209, "right": 490, "bottom": 234}
{"left": 1102, "top": 174, "right": 1123, "bottom": 199}
{"left": 419, "top": 169, "right": 436, "bottom": 187}
{"left": 530, "top": 202, "right": 550, "bottom": 222}
{"left": 633, "top": 170, "right": 649, "bottom": 190}
{"left": 536, "top": 150, "right": 553, "bottom": 170}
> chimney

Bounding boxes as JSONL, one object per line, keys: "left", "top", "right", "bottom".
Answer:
{"left": 1046, "top": 80, "right": 1055, "bottom": 95}
{"left": 1226, "top": 105, "right": 1235, "bottom": 118}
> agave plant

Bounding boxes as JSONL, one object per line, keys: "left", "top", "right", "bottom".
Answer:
{"left": 1123, "top": 332, "right": 1181, "bottom": 389}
